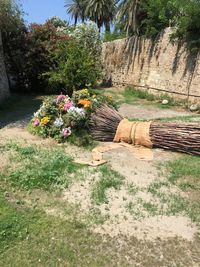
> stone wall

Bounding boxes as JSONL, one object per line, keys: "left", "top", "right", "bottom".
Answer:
{"left": 102, "top": 28, "right": 200, "bottom": 103}
{"left": 0, "top": 31, "right": 9, "bottom": 102}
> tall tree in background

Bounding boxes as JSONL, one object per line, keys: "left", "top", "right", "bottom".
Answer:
{"left": 65, "top": 0, "right": 86, "bottom": 25}
{"left": 0, "top": 0, "right": 27, "bottom": 89}
{"left": 117, "top": 0, "right": 140, "bottom": 35}
{"left": 85, "top": 0, "right": 116, "bottom": 32}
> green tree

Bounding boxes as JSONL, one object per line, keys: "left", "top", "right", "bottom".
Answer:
{"left": 65, "top": 0, "right": 86, "bottom": 25}
{"left": 139, "top": 0, "right": 179, "bottom": 38}
{"left": 45, "top": 39, "right": 102, "bottom": 94}
{"left": 172, "top": 0, "right": 200, "bottom": 51}
{"left": 85, "top": 0, "right": 117, "bottom": 32}
{"left": 0, "top": 0, "right": 27, "bottom": 90}
{"left": 117, "top": 0, "right": 141, "bottom": 35}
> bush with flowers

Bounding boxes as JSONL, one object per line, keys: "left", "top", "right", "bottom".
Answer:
{"left": 28, "top": 89, "right": 115, "bottom": 145}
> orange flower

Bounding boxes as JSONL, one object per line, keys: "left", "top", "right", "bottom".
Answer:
{"left": 78, "top": 99, "right": 91, "bottom": 108}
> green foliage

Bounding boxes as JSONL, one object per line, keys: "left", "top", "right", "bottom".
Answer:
{"left": 85, "top": 0, "right": 116, "bottom": 32}
{"left": 139, "top": 0, "right": 178, "bottom": 38}
{"left": 0, "top": 0, "right": 27, "bottom": 90}
{"left": 92, "top": 165, "right": 124, "bottom": 204}
{"left": 72, "top": 21, "right": 102, "bottom": 58}
{"left": 167, "top": 155, "right": 200, "bottom": 191}
{"left": 123, "top": 86, "right": 156, "bottom": 102}
{"left": 0, "top": 0, "right": 23, "bottom": 31}
{"left": 171, "top": 0, "right": 200, "bottom": 51}
{"left": 0, "top": 189, "right": 41, "bottom": 254}
{"left": 45, "top": 39, "right": 102, "bottom": 92}
{"left": 21, "top": 21, "right": 70, "bottom": 92}
{"left": 103, "top": 30, "right": 126, "bottom": 42}
{"left": 116, "top": 0, "right": 200, "bottom": 50}
{"left": 1, "top": 143, "right": 81, "bottom": 190}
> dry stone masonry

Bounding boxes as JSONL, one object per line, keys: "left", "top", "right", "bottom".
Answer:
{"left": 102, "top": 28, "right": 200, "bottom": 103}
{"left": 0, "top": 31, "right": 9, "bottom": 102}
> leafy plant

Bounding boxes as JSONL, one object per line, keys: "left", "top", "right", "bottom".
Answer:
{"left": 45, "top": 39, "right": 102, "bottom": 93}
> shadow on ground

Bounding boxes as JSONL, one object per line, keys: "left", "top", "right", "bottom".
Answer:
{"left": 0, "top": 94, "right": 42, "bottom": 128}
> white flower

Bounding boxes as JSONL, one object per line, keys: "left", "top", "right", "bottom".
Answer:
{"left": 54, "top": 117, "right": 64, "bottom": 127}
{"left": 68, "top": 107, "right": 85, "bottom": 116}
{"left": 34, "top": 110, "right": 40, "bottom": 117}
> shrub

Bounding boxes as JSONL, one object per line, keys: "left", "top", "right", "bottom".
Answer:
{"left": 22, "top": 21, "right": 70, "bottom": 92}
{"left": 71, "top": 21, "right": 102, "bottom": 58}
{"left": 44, "top": 39, "right": 102, "bottom": 94}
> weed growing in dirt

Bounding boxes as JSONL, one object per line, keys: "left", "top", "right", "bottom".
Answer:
{"left": 127, "top": 183, "right": 139, "bottom": 195}
{"left": 123, "top": 87, "right": 156, "bottom": 103}
{"left": 122, "top": 86, "right": 189, "bottom": 109}
{"left": 91, "top": 165, "right": 124, "bottom": 204}
{"left": 0, "top": 142, "right": 82, "bottom": 190}
{"left": 156, "top": 115, "right": 200, "bottom": 123}
{"left": 166, "top": 155, "right": 200, "bottom": 192}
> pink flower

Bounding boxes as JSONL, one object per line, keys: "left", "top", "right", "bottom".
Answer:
{"left": 56, "top": 93, "right": 66, "bottom": 103}
{"left": 33, "top": 118, "right": 40, "bottom": 127}
{"left": 62, "top": 127, "right": 71, "bottom": 138}
{"left": 64, "top": 101, "right": 74, "bottom": 111}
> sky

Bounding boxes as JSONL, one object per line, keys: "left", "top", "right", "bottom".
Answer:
{"left": 20, "top": 0, "right": 72, "bottom": 24}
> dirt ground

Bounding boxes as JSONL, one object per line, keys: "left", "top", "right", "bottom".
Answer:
{"left": 1, "top": 90, "right": 200, "bottom": 266}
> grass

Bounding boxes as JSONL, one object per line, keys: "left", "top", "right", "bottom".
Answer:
{"left": 91, "top": 165, "right": 124, "bottom": 204}
{"left": 122, "top": 86, "right": 156, "bottom": 103}
{"left": 127, "top": 183, "right": 139, "bottom": 195}
{"left": 0, "top": 188, "right": 125, "bottom": 267}
{"left": 121, "top": 86, "right": 192, "bottom": 110}
{"left": 0, "top": 142, "right": 131, "bottom": 266}
{"left": 156, "top": 115, "right": 200, "bottom": 123}
{"left": 166, "top": 155, "right": 200, "bottom": 192}
{"left": 0, "top": 142, "right": 82, "bottom": 190}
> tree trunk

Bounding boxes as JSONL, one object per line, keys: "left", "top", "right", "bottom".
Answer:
{"left": 105, "top": 21, "right": 110, "bottom": 33}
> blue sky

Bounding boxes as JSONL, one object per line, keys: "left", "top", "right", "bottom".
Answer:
{"left": 20, "top": 0, "right": 72, "bottom": 24}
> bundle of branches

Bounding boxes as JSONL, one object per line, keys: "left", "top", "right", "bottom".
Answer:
{"left": 89, "top": 104, "right": 200, "bottom": 156}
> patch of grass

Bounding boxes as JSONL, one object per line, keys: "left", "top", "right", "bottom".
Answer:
{"left": 91, "top": 165, "right": 124, "bottom": 204}
{"left": 127, "top": 183, "right": 139, "bottom": 195}
{"left": 166, "top": 155, "right": 200, "bottom": 192}
{"left": 122, "top": 86, "right": 189, "bottom": 109}
{"left": 156, "top": 115, "right": 200, "bottom": 123}
{"left": 122, "top": 86, "right": 156, "bottom": 104}
{"left": 0, "top": 189, "right": 131, "bottom": 267}
{"left": 0, "top": 189, "right": 42, "bottom": 254}
{"left": 126, "top": 201, "right": 145, "bottom": 220}
{"left": 0, "top": 143, "right": 82, "bottom": 190}
{"left": 147, "top": 181, "right": 170, "bottom": 196}
{"left": 142, "top": 201, "right": 159, "bottom": 216}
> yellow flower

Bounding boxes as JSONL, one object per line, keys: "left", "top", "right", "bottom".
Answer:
{"left": 40, "top": 116, "right": 50, "bottom": 126}
{"left": 58, "top": 102, "right": 64, "bottom": 110}
{"left": 107, "top": 95, "right": 113, "bottom": 101}
{"left": 78, "top": 99, "right": 91, "bottom": 108}
{"left": 92, "top": 94, "right": 96, "bottom": 98}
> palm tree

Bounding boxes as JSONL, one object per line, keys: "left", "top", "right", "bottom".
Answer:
{"left": 65, "top": 0, "right": 86, "bottom": 25}
{"left": 117, "top": 0, "right": 140, "bottom": 35}
{"left": 85, "top": 0, "right": 117, "bottom": 32}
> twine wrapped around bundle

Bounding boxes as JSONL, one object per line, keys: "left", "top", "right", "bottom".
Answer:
{"left": 113, "top": 119, "right": 152, "bottom": 148}
{"left": 89, "top": 104, "right": 200, "bottom": 156}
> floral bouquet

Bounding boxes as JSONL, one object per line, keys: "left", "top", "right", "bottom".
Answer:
{"left": 29, "top": 89, "right": 114, "bottom": 145}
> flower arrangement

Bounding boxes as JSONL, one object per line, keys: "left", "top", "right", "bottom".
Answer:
{"left": 29, "top": 89, "right": 115, "bottom": 145}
